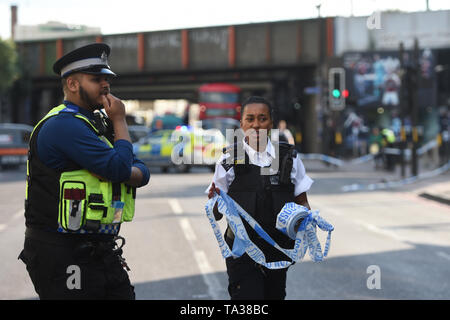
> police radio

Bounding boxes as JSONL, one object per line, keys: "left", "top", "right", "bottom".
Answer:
{"left": 278, "top": 142, "right": 296, "bottom": 185}
{"left": 93, "top": 110, "right": 115, "bottom": 144}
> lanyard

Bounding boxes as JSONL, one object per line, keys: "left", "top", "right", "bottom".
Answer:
{"left": 205, "top": 192, "right": 334, "bottom": 269}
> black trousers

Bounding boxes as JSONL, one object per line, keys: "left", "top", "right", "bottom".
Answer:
{"left": 18, "top": 234, "right": 135, "bottom": 300}
{"left": 226, "top": 254, "right": 288, "bottom": 300}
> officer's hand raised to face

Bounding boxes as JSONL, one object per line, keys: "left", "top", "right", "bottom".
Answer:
{"left": 101, "top": 93, "right": 131, "bottom": 143}
{"left": 101, "top": 93, "right": 126, "bottom": 122}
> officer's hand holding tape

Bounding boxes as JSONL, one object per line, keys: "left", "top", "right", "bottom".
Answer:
{"left": 207, "top": 182, "right": 223, "bottom": 221}
{"left": 205, "top": 187, "right": 334, "bottom": 269}
{"left": 207, "top": 182, "right": 220, "bottom": 200}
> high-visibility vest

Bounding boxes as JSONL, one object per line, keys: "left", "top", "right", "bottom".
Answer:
{"left": 25, "top": 105, "right": 135, "bottom": 234}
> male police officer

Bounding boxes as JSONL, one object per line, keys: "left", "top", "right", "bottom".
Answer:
{"left": 18, "top": 43, "right": 150, "bottom": 300}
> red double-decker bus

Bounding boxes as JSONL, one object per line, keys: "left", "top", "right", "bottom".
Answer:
{"left": 198, "top": 83, "right": 241, "bottom": 120}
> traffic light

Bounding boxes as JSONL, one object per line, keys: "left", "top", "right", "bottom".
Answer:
{"left": 328, "top": 67, "right": 346, "bottom": 110}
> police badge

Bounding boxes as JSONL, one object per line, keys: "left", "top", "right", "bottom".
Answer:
{"left": 101, "top": 51, "right": 108, "bottom": 65}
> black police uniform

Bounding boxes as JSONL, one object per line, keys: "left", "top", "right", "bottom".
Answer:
{"left": 18, "top": 43, "right": 135, "bottom": 300}
{"left": 221, "top": 141, "right": 298, "bottom": 300}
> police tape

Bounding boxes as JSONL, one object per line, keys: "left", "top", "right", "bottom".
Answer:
{"left": 383, "top": 139, "right": 439, "bottom": 158}
{"left": 341, "top": 160, "right": 450, "bottom": 192}
{"left": 205, "top": 192, "right": 334, "bottom": 269}
{"left": 299, "top": 153, "right": 374, "bottom": 166}
{"left": 276, "top": 202, "right": 309, "bottom": 240}
{"left": 299, "top": 136, "right": 446, "bottom": 166}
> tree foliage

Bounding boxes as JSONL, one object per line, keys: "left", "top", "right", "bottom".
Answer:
{"left": 0, "top": 38, "right": 18, "bottom": 94}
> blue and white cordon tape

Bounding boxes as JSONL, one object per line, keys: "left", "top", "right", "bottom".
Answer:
{"left": 342, "top": 160, "right": 450, "bottom": 192}
{"left": 299, "top": 153, "right": 374, "bottom": 166}
{"left": 299, "top": 137, "right": 443, "bottom": 167}
{"left": 205, "top": 192, "right": 334, "bottom": 269}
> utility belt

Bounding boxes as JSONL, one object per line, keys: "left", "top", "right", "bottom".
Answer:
{"left": 25, "top": 227, "right": 130, "bottom": 270}
{"left": 58, "top": 169, "right": 136, "bottom": 233}
{"left": 25, "top": 227, "right": 115, "bottom": 247}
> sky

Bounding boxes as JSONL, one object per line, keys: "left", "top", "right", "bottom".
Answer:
{"left": 1, "top": 0, "right": 450, "bottom": 40}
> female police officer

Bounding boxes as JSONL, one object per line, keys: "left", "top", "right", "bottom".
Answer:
{"left": 207, "top": 96, "right": 313, "bottom": 300}
{"left": 18, "top": 43, "right": 150, "bottom": 300}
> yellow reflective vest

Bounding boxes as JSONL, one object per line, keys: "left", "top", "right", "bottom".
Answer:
{"left": 25, "top": 105, "right": 135, "bottom": 234}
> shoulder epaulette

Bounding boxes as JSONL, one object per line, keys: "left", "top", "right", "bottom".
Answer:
{"left": 221, "top": 160, "right": 234, "bottom": 172}
{"left": 222, "top": 141, "right": 244, "bottom": 154}
{"left": 222, "top": 144, "right": 234, "bottom": 155}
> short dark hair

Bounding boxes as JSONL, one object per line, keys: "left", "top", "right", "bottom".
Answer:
{"left": 241, "top": 96, "right": 274, "bottom": 120}
{"left": 60, "top": 73, "right": 80, "bottom": 93}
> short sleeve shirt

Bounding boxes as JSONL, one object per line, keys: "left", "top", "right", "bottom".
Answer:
{"left": 206, "top": 138, "right": 313, "bottom": 197}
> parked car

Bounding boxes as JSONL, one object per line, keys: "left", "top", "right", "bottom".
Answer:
{"left": 128, "top": 125, "right": 150, "bottom": 143}
{"left": 0, "top": 123, "right": 33, "bottom": 169}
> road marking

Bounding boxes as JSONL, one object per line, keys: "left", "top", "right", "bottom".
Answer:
{"left": 168, "top": 198, "right": 183, "bottom": 215}
{"left": 436, "top": 251, "right": 450, "bottom": 261}
{"left": 167, "top": 198, "right": 223, "bottom": 299}
{"left": 194, "top": 250, "right": 213, "bottom": 274}
{"left": 0, "top": 224, "right": 7, "bottom": 232}
{"left": 179, "top": 218, "right": 197, "bottom": 241}
{"left": 194, "top": 250, "right": 222, "bottom": 300}
{"left": 354, "top": 219, "right": 405, "bottom": 242}
{"left": 316, "top": 202, "right": 406, "bottom": 242}
{"left": 169, "top": 199, "right": 197, "bottom": 241}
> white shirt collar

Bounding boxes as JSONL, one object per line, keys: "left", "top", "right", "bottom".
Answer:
{"left": 242, "top": 137, "right": 276, "bottom": 166}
